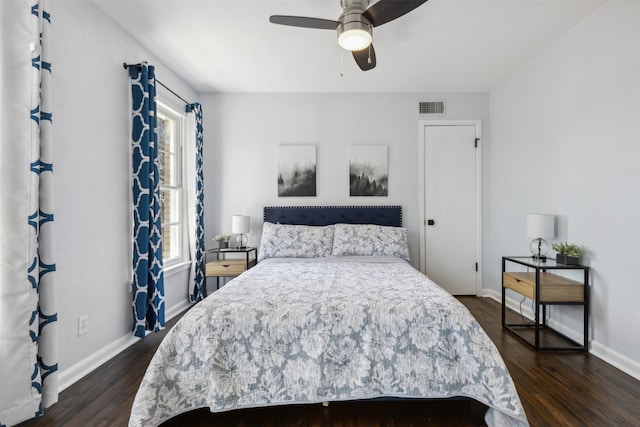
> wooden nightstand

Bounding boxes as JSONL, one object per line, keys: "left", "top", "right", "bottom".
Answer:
{"left": 205, "top": 247, "right": 257, "bottom": 290}
{"left": 502, "top": 256, "right": 589, "bottom": 351}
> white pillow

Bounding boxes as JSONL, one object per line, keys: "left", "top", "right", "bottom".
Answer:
{"left": 258, "top": 222, "right": 334, "bottom": 261}
{"left": 332, "top": 223, "right": 410, "bottom": 261}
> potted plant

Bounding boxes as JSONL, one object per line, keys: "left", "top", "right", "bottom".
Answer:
{"left": 213, "top": 234, "right": 230, "bottom": 249}
{"left": 552, "top": 242, "right": 582, "bottom": 265}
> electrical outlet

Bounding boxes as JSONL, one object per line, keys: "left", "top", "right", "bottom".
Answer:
{"left": 78, "top": 314, "right": 88, "bottom": 336}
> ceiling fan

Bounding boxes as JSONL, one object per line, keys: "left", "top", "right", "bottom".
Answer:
{"left": 269, "top": 0, "right": 428, "bottom": 71}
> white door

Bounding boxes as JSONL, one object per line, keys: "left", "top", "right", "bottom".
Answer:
{"left": 421, "top": 123, "right": 480, "bottom": 295}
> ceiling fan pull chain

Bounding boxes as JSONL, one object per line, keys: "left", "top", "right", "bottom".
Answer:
{"left": 340, "top": 50, "right": 344, "bottom": 77}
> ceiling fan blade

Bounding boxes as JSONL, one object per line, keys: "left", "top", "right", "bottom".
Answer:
{"left": 352, "top": 44, "right": 376, "bottom": 71}
{"left": 269, "top": 15, "right": 339, "bottom": 30}
{"left": 363, "top": 0, "right": 428, "bottom": 27}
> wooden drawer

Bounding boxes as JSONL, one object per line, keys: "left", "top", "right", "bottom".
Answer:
{"left": 503, "top": 272, "right": 535, "bottom": 299}
{"left": 206, "top": 259, "right": 248, "bottom": 276}
{"left": 503, "top": 272, "right": 584, "bottom": 303}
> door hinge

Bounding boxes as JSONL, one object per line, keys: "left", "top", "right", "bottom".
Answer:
{"left": 475, "top": 138, "right": 479, "bottom": 148}
{"left": 475, "top": 262, "right": 478, "bottom": 272}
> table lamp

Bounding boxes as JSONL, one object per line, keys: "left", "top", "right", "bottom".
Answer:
{"left": 232, "top": 215, "right": 250, "bottom": 248}
{"left": 527, "top": 214, "right": 555, "bottom": 261}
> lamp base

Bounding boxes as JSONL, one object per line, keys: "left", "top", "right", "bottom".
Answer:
{"left": 529, "top": 238, "right": 550, "bottom": 261}
{"left": 235, "top": 233, "right": 248, "bottom": 249}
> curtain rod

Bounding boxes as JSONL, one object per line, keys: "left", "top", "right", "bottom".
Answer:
{"left": 123, "top": 62, "right": 194, "bottom": 110}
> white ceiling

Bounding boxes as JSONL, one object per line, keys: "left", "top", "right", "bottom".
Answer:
{"left": 90, "top": 0, "right": 605, "bottom": 93}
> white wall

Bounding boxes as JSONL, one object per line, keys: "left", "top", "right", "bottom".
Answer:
{"left": 487, "top": 1, "right": 640, "bottom": 378}
{"left": 200, "top": 93, "right": 489, "bottom": 271}
{"left": 49, "top": 0, "right": 195, "bottom": 384}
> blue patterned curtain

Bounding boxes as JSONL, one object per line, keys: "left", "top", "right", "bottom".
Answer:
{"left": 188, "top": 103, "right": 206, "bottom": 302}
{"left": 0, "top": 0, "right": 58, "bottom": 424}
{"left": 128, "top": 63, "right": 165, "bottom": 338}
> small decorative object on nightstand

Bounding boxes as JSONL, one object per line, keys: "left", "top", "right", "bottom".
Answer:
{"left": 232, "top": 215, "right": 250, "bottom": 248}
{"left": 213, "top": 234, "right": 230, "bottom": 249}
{"left": 527, "top": 213, "right": 555, "bottom": 261}
{"left": 552, "top": 242, "right": 582, "bottom": 265}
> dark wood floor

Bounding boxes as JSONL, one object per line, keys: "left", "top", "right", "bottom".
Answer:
{"left": 17, "top": 297, "right": 640, "bottom": 427}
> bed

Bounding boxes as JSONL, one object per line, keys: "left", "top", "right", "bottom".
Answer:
{"left": 129, "top": 206, "right": 528, "bottom": 427}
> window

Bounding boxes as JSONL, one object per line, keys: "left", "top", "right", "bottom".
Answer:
{"left": 157, "top": 101, "right": 188, "bottom": 266}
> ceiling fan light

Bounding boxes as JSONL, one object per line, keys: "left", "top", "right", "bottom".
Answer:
{"left": 337, "top": 21, "right": 371, "bottom": 51}
{"left": 338, "top": 29, "right": 371, "bottom": 51}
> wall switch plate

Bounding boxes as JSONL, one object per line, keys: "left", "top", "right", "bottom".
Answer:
{"left": 78, "top": 314, "right": 88, "bottom": 336}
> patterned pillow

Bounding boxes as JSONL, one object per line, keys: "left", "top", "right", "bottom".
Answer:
{"left": 332, "top": 223, "right": 410, "bottom": 261}
{"left": 258, "top": 222, "right": 335, "bottom": 261}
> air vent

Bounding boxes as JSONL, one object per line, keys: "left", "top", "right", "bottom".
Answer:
{"left": 418, "top": 101, "right": 445, "bottom": 115}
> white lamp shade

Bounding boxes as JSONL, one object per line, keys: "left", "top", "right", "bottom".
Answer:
{"left": 527, "top": 214, "right": 555, "bottom": 238}
{"left": 231, "top": 215, "right": 250, "bottom": 234}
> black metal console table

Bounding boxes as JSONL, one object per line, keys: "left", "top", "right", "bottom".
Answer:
{"left": 502, "top": 256, "right": 589, "bottom": 351}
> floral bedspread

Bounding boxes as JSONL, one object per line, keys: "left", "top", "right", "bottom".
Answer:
{"left": 129, "top": 257, "right": 528, "bottom": 426}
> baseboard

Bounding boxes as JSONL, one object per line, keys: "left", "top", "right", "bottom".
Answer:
{"left": 58, "top": 299, "right": 192, "bottom": 392}
{"left": 590, "top": 341, "right": 640, "bottom": 381}
{"left": 483, "top": 288, "right": 535, "bottom": 318}
{"left": 481, "top": 290, "right": 640, "bottom": 381}
{"left": 58, "top": 331, "right": 140, "bottom": 392}
{"left": 165, "top": 299, "right": 192, "bottom": 321}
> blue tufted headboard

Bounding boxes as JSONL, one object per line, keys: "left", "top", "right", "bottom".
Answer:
{"left": 263, "top": 206, "right": 402, "bottom": 227}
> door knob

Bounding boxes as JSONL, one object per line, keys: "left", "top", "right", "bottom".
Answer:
{"left": 427, "top": 219, "right": 435, "bottom": 226}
